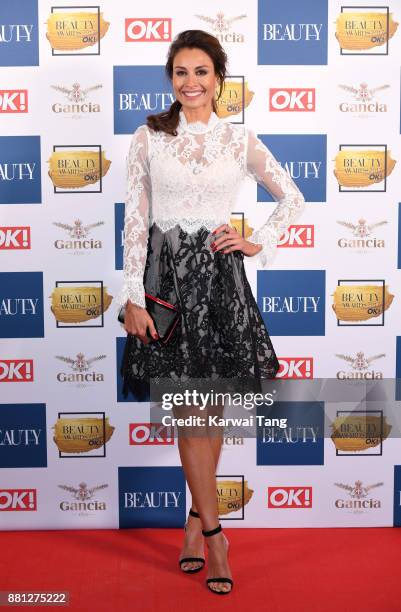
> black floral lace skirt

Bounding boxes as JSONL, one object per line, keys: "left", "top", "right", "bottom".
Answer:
{"left": 120, "top": 222, "right": 280, "bottom": 400}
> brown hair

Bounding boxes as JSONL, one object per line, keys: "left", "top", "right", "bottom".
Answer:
{"left": 146, "top": 29, "right": 228, "bottom": 136}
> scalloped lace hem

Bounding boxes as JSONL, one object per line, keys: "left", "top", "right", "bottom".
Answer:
{"left": 151, "top": 217, "right": 228, "bottom": 234}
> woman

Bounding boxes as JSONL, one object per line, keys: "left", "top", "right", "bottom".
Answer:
{"left": 116, "top": 30, "right": 305, "bottom": 594}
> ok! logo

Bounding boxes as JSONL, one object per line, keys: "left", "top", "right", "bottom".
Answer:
{"left": 125, "top": 18, "right": 172, "bottom": 42}
{"left": 0, "top": 360, "right": 34, "bottom": 382}
{"left": 269, "top": 88, "right": 316, "bottom": 112}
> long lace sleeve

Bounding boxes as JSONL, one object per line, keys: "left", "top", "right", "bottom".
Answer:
{"left": 115, "top": 125, "right": 151, "bottom": 309}
{"left": 245, "top": 128, "right": 305, "bottom": 267}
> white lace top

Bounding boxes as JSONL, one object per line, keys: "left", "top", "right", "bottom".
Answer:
{"left": 116, "top": 108, "right": 305, "bottom": 309}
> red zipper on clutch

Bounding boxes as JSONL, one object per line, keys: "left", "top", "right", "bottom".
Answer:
{"left": 161, "top": 317, "right": 180, "bottom": 344}
{"left": 144, "top": 292, "right": 178, "bottom": 311}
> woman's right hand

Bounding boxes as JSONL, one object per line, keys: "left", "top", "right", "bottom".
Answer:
{"left": 124, "top": 301, "right": 159, "bottom": 344}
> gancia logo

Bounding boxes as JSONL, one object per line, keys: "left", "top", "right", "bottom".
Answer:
{"left": 50, "top": 82, "right": 102, "bottom": 117}
{"left": 336, "top": 217, "right": 387, "bottom": 251}
{"left": 335, "top": 351, "right": 385, "bottom": 379}
{"left": 53, "top": 219, "right": 104, "bottom": 253}
{"left": 338, "top": 82, "right": 389, "bottom": 115}
{"left": 334, "top": 480, "right": 383, "bottom": 513}
{"left": 46, "top": 7, "right": 109, "bottom": 55}
{"left": 223, "top": 433, "right": 244, "bottom": 447}
{"left": 55, "top": 352, "right": 106, "bottom": 385}
{"left": 58, "top": 481, "right": 108, "bottom": 514}
{"left": 195, "top": 11, "right": 246, "bottom": 43}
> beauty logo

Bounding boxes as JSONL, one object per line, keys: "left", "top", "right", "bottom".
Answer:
{"left": 258, "top": 0, "right": 328, "bottom": 65}
{"left": 0, "top": 0, "right": 39, "bottom": 66}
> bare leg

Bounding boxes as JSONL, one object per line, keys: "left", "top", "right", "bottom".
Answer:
{"left": 176, "top": 400, "right": 232, "bottom": 593}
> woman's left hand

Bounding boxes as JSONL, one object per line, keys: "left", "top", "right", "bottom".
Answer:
{"left": 211, "top": 223, "right": 263, "bottom": 258}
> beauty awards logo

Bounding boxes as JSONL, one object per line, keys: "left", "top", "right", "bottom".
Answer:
{"left": 335, "top": 350, "right": 385, "bottom": 379}
{"left": 334, "top": 480, "right": 383, "bottom": 513}
{"left": 52, "top": 412, "right": 114, "bottom": 458}
{"left": 0, "top": 0, "right": 39, "bottom": 66}
{"left": 217, "top": 476, "right": 253, "bottom": 519}
{"left": 0, "top": 136, "right": 41, "bottom": 204}
{"left": 49, "top": 281, "right": 113, "bottom": 327}
{"left": 338, "top": 82, "right": 390, "bottom": 115}
{"left": 334, "top": 145, "right": 396, "bottom": 191}
{"left": 331, "top": 280, "right": 394, "bottom": 325}
{"left": 50, "top": 82, "right": 103, "bottom": 118}
{"left": 46, "top": 7, "right": 109, "bottom": 55}
{"left": 336, "top": 217, "right": 388, "bottom": 252}
{"left": 0, "top": 403, "right": 47, "bottom": 468}
{"left": 257, "top": 0, "right": 328, "bottom": 65}
{"left": 47, "top": 145, "right": 111, "bottom": 193}
{"left": 53, "top": 219, "right": 104, "bottom": 254}
{"left": 54, "top": 352, "right": 106, "bottom": 386}
{"left": 335, "top": 7, "right": 398, "bottom": 55}
{"left": 195, "top": 11, "right": 246, "bottom": 43}
{"left": 330, "top": 410, "right": 391, "bottom": 455}
{"left": 58, "top": 482, "right": 109, "bottom": 515}
{"left": 216, "top": 77, "right": 254, "bottom": 121}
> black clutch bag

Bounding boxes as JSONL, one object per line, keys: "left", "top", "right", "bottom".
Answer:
{"left": 118, "top": 292, "right": 180, "bottom": 344}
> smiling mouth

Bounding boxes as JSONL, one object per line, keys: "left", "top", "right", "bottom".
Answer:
{"left": 182, "top": 90, "right": 205, "bottom": 98}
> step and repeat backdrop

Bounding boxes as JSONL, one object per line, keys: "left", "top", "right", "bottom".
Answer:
{"left": 1, "top": 0, "right": 401, "bottom": 530}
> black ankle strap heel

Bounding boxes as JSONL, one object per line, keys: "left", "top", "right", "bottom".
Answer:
{"left": 202, "top": 523, "right": 222, "bottom": 537}
{"left": 178, "top": 508, "right": 205, "bottom": 574}
{"left": 201, "top": 523, "right": 233, "bottom": 595}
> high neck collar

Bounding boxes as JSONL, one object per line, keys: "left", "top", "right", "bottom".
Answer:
{"left": 177, "top": 108, "right": 220, "bottom": 134}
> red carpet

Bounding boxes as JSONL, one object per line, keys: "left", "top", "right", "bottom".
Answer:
{"left": 1, "top": 528, "right": 399, "bottom": 611}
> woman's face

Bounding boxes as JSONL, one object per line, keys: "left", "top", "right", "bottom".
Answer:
{"left": 172, "top": 47, "right": 219, "bottom": 113}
